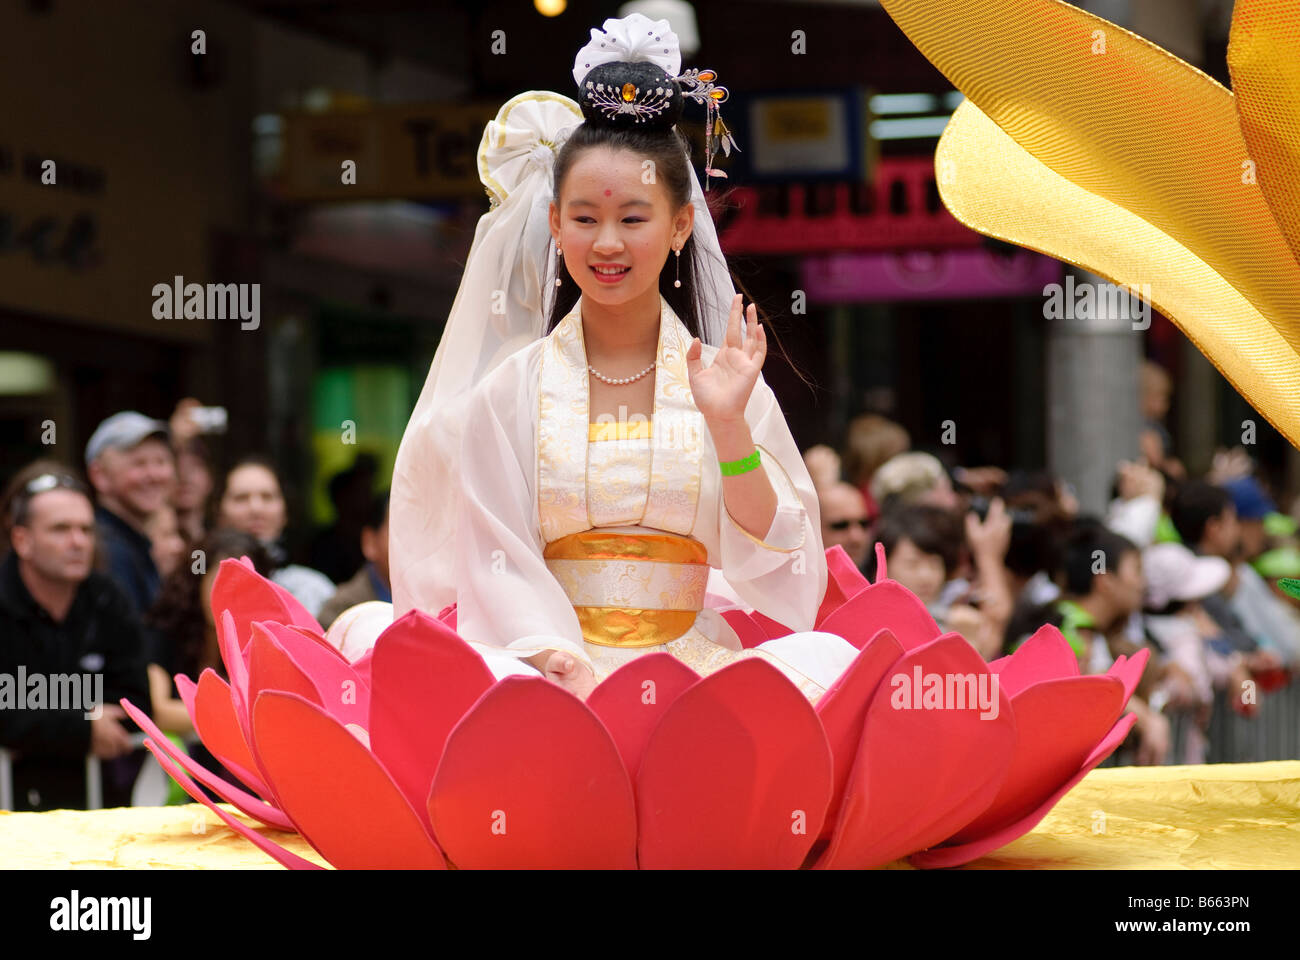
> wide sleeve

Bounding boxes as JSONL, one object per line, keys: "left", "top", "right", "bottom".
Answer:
{"left": 706, "top": 372, "right": 827, "bottom": 632}
{"left": 451, "top": 350, "right": 594, "bottom": 671}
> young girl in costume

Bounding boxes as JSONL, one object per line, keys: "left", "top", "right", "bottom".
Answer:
{"left": 390, "top": 13, "right": 858, "bottom": 700}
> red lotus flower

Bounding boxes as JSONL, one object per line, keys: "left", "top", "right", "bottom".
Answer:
{"left": 121, "top": 548, "right": 1143, "bottom": 869}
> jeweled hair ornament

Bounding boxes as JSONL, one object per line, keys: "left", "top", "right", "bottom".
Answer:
{"left": 572, "top": 13, "right": 741, "bottom": 189}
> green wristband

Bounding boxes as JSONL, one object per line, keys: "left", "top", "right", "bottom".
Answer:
{"left": 719, "top": 448, "right": 761, "bottom": 476}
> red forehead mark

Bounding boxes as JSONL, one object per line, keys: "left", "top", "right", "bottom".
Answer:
{"left": 604, "top": 189, "right": 612, "bottom": 196}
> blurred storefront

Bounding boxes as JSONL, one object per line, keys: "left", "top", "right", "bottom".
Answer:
{"left": 0, "top": 0, "right": 256, "bottom": 480}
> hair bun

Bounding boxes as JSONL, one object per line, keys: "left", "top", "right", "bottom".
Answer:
{"left": 577, "top": 60, "right": 683, "bottom": 131}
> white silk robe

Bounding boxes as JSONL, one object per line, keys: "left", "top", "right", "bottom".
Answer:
{"left": 414, "top": 294, "right": 855, "bottom": 695}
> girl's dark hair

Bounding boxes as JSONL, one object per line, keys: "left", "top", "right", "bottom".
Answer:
{"left": 144, "top": 527, "right": 273, "bottom": 682}
{"left": 544, "top": 122, "right": 807, "bottom": 384}
{"left": 547, "top": 123, "right": 709, "bottom": 340}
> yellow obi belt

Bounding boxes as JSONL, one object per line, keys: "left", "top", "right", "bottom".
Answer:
{"left": 542, "top": 531, "right": 709, "bottom": 648}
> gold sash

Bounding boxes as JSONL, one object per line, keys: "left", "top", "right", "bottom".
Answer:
{"left": 543, "top": 531, "right": 709, "bottom": 647}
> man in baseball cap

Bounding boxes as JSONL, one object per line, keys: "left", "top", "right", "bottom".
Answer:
{"left": 84, "top": 411, "right": 175, "bottom": 616}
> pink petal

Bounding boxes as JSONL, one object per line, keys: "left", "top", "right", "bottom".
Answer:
{"left": 814, "top": 629, "right": 905, "bottom": 842}
{"left": 948, "top": 674, "right": 1125, "bottom": 843}
{"left": 248, "top": 625, "right": 322, "bottom": 708}
{"left": 428, "top": 677, "right": 637, "bottom": 869}
{"left": 636, "top": 658, "right": 833, "bottom": 869}
{"left": 253, "top": 621, "right": 369, "bottom": 727}
{"left": 816, "top": 633, "right": 1016, "bottom": 868}
{"left": 988, "top": 623, "right": 1078, "bottom": 697}
{"left": 368, "top": 611, "right": 495, "bottom": 814}
{"left": 120, "top": 697, "right": 293, "bottom": 830}
{"left": 142, "top": 738, "right": 320, "bottom": 870}
{"left": 218, "top": 609, "right": 252, "bottom": 744}
{"left": 586, "top": 652, "right": 700, "bottom": 786}
{"left": 1107, "top": 646, "right": 1151, "bottom": 702}
{"left": 251, "top": 690, "right": 446, "bottom": 869}
{"left": 174, "top": 673, "right": 198, "bottom": 715}
{"left": 910, "top": 713, "right": 1137, "bottom": 869}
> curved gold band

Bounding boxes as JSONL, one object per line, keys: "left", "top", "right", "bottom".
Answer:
{"left": 543, "top": 531, "right": 710, "bottom": 648}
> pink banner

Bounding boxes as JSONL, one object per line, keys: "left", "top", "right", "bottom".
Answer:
{"left": 801, "top": 248, "right": 1062, "bottom": 302}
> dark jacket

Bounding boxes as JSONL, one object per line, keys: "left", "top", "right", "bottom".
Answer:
{"left": 94, "top": 505, "right": 160, "bottom": 618}
{"left": 0, "top": 550, "right": 152, "bottom": 810}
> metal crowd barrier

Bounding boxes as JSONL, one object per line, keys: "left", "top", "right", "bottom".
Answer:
{"left": 0, "top": 732, "right": 149, "bottom": 811}
{"left": 1164, "top": 680, "right": 1300, "bottom": 765}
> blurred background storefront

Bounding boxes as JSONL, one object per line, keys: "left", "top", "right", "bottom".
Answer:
{"left": 1, "top": 0, "right": 1292, "bottom": 538}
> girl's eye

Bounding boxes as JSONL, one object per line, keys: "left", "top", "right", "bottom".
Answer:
{"left": 573, "top": 217, "right": 646, "bottom": 224}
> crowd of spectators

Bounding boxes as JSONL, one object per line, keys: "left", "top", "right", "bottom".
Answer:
{"left": 807, "top": 372, "right": 1300, "bottom": 767}
{"left": 0, "top": 400, "right": 391, "bottom": 810}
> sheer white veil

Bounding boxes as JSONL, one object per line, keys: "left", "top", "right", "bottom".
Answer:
{"left": 390, "top": 14, "right": 735, "bottom": 619}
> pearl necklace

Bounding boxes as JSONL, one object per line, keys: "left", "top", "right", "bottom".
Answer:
{"left": 588, "top": 361, "right": 655, "bottom": 386}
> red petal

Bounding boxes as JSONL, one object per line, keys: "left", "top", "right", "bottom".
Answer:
{"left": 637, "top": 658, "right": 832, "bottom": 869}
{"left": 211, "top": 558, "right": 322, "bottom": 647}
{"left": 192, "top": 667, "right": 271, "bottom": 798}
{"left": 428, "top": 677, "right": 636, "bottom": 868}
{"left": 817, "top": 579, "right": 942, "bottom": 651}
{"left": 814, "top": 545, "right": 871, "bottom": 626}
{"left": 120, "top": 697, "right": 293, "bottom": 830}
{"left": 587, "top": 652, "right": 700, "bottom": 785}
{"left": 989, "top": 624, "right": 1078, "bottom": 697}
{"left": 910, "top": 713, "right": 1137, "bottom": 868}
{"left": 720, "top": 609, "right": 769, "bottom": 649}
{"left": 141, "top": 738, "right": 321, "bottom": 870}
{"left": 437, "top": 603, "right": 457, "bottom": 628}
{"left": 948, "top": 674, "right": 1124, "bottom": 843}
{"left": 816, "top": 634, "right": 1015, "bottom": 868}
{"left": 751, "top": 610, "right": 795, "bottom": 640}
{"left": 814, "top": 629, "right": 905, "bottom": 842}
{"left": 251, "top": 690, "right": 446, "bottom": 869}
{"left": 368, "top": 611, "right": 495, "bottom": 813}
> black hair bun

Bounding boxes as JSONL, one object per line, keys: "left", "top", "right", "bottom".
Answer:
{"left": 577, "top": 60, "right": 683, "bottom": 131}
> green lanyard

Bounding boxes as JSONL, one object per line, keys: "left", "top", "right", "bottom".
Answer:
{"left": 1055, "top": 599, "right": 1094, "bottom": 659}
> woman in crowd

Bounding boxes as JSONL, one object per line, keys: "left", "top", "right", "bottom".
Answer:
{"left": 215, "top": 456, "right": 335, "bottom": 619}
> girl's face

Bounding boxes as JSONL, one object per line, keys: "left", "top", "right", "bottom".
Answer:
{"left": 549, "top": 146, "right": 693, "bottom": 312}
{"left": 218, "top": 464, "right": 286, "bottom": 542}
{"left": 888, "top": 537, "right": 946, "bottom": 605}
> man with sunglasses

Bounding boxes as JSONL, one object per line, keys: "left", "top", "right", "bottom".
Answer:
{"left": 0, "top": 462, "right": 151, "bottom": 810}
{"left": 819, "top": 481, "right": 873, "bottom": 571}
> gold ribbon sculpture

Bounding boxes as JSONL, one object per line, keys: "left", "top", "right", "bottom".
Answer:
{"left": 878, "top": 0, "right": 1300, "bottom": 449}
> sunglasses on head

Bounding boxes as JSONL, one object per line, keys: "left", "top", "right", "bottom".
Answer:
{"left": 24, "top": 473, "right": 82, "bottom": 496}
